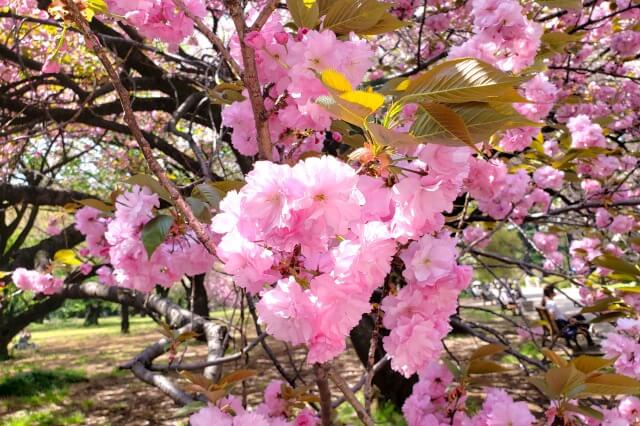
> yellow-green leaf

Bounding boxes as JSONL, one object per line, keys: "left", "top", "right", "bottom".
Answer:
{"left": 581, "top": 374, "right": 640, "bottom": 396}
{"left": 572, "top": 355, "right": 614, "bottom": 374}
{"left": 339, "top": 91, "right": 385, "bottom": 112}
{"left": 542, "top": 349, "right": 568, "bottom": 367}
{"left": 77, "top": 198, "right": 113, "bottom": 212}
{"left": 323, "top": 0, "right": 388, "bottom": 36}
{"left": 560, "top": 402, "right": 604, "bottom": 421}
{"left": 287, "top": 0, "right": 319, "bottom": 29}
{"left": 397, "top": 58, "right": 528, "bottom": 103}
{"left": 219, "top": 369, "right": 257, "bottom": 386}
{"left": 538, "top": 0, "right": 582, "bottom": 10}
{"left": 321, "top": 69, "right": 353, "bottom": 93}
{"left": 316, "top": 95, "right": 369, "bottom": 127}
{"left": 592, "top": 254, "right": 640, "bottom": 276}
{"left": 358, "top": 13, "right": 407, "bottom": 36}
{"left": 367, "top": 123, "right": 422, "bottom": 149}
{"left": 470, "top": 344, "right": 507, "bottom": 360}
{"left": 467, "top": 359, "right": 509, "bottom": 375}
{"left": 54, "top": 249, "right": 82, "bottom": 266}
{"left": 418, "top": 102, "right": 474, "bottom": 148}
{"left": 410, "top": 102, "right": 536, "bottom": 146}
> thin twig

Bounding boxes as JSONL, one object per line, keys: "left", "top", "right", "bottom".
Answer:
{"left": 314, "top": 363, "right": 333, "bottom": 426}
{"left": 327, "top": 368, "right": 373, "bottom": 426}
{"left": 63, "top": 0, "right": 218, "bottom": 255}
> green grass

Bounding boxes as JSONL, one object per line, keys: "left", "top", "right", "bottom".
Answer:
{"left": 0, "top": 368, "right": 87, "bottom": 399}
{"left": 1, "top": 409, "right": 85, "bottom": 426}
{"left": 335, "top": 392, "right": 407, "bottom": 426}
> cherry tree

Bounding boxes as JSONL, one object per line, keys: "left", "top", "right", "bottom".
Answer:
{"left": 1, "top": 0, "right": 640, "bottom": 424}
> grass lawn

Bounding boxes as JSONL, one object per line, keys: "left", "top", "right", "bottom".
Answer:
{"left": 27, "top": 316, "right": 157, "bottom": 342}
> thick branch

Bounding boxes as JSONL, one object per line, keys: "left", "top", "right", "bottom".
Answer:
{"left": 0, "top": 184, "right": 94, "bottom": 207}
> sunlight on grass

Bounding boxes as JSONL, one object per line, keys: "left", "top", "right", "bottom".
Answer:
{"left": 1, "top": 409, "right": 85, "bottom": 426}
{"left": 28, "top": 316, "right": 157, "bottom": 342}
{"left": 335, "top": 391, "right": 407, "bottom": 426}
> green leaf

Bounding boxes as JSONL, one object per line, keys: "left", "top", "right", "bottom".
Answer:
{"left": 323, "top": 0, "right": 389, "bottom": 36}
{"left": 126, "top": 174, "right": 172, "bottom": 202}
{"left": 470, "top": 343, "right": 507, "bottom": 360}
{"left": 443, "top": 358, "right": 461, "bottom": 380}
{"left": 287, "top": 0, "right": 319, "bottom": 29}
{"left": 174, "top": 401, "right": 207, "bottom": 417}
{"left": 186, "top": 197, "right": 212, "bottom": 224}
{"left": 591, "top": 254, "right": 640, "bottom": 277}
{"left": 192, "top": 184, "right": 223, "bottom": 210}
{"left": 396, "top": 58, "right": 528, "bottom": 103}
{"left": 141, "top": 215, "right": 174, "bottom": 258}
{"left": 410, "top": 102, "right": 537, "bottom": 146}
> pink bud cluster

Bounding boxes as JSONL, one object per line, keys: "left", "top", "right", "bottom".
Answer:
{"left": 190, "top": 381, "right": 319, "bottom": 426}
{"left": 449, "top": 0, "right": 542, "bottom": 73}
{"left": 75, "top": 185, "right": 215, "bottom": 292}
{"left": 11, "top": 268, "right": 64, "bottom": 295}
{"left": 223, "top": 16, "right": 372, "bottom": 158}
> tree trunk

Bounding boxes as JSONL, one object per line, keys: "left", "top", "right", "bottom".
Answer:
{"left": 0, "top": 294, "right": 66, "bottom": 360}
{"left": 121, "top": 303, "right": 130, "bottom": 334}
{"left": 191, "top": 274, "right": 209, "bottom": 318}
{"left": 349, "top": 314, "right": 417, "bottom": 408}
{"left": 84, "top": 302, "right": 100, "bottom": 326}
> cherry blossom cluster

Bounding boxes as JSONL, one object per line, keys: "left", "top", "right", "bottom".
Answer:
{"left": 11, "top": 268, "right": 64, "bottom": 295}
{"left": 213, "top": 146, "right": 472, "bottom": 371}
{"left": 533, "top": 232, "right": 564, "bottom": 270}
{"left": 449, "top": 0, "right": 542, "bottom": 73}
{"left": 223, "top": 16, "right": 372, "bottom": 158}
{"left": 500, "top": 74, "right": 557, "bottom": 153}
{"left": 75, "top": 185, "right": 215, "bottom": 292}
{"left": 190, "top": 381, "right": 318, "bottom": 426}
{"left": 602, "top": 318, "right": 640, "bottom": 380}
{"left": 106, "top": 0, "right": 206, "bottom": 47}
{"left": 465, "top": 158, "right": 550, "bottom": 222}
{"left": 402, "top": 361, "right": 536, "bottom": 426}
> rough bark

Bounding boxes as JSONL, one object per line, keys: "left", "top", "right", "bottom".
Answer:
{"left": 121, "top": 304, "right": 130, "bottom": 334}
